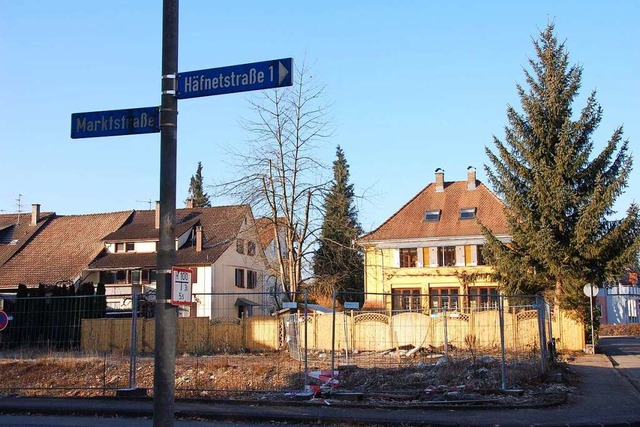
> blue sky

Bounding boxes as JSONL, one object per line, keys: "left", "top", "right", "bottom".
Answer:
{"left": 1, "top": 1, "right": 638, "bottom": 232}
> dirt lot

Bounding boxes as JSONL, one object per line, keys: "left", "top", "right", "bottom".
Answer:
{"left": 0, "top": 349, "right": 575, "bottom": 407}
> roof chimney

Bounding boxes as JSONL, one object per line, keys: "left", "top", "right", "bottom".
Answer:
{"left": 186, "top": 198, "right": 194, "bottom": 209}
{"left": 195, "top": 226, "right": 203, "bottom": 252}
{"left": 467, "top": 166, "right": 477, "bottom": 190}
{"left": 31, "top": 204, "right": 40, "bottom": 226}
{"left": 435, "top": 168, "right": 445, "bottom": 192}
{"left": 155, "top": 201, "right": 160, "bottom": 229}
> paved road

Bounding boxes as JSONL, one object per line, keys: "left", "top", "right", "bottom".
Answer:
{"left": 0, "top": 414, "right": 314, "bottom": 427}
{"left": 597, "top": 335, "right": 640, "bottom": 391}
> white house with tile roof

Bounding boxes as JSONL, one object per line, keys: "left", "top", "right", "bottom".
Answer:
{"left": 84, "top": 202, "right": 269, "bottom": 319}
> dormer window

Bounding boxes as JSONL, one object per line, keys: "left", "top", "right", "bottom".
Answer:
{"left": 459, "top": 208, "right": 476, "bottom": 219}
{"left": 424, "top": 210, "right": 441, "bottom": 222}
{"left": 126, "top": 242, "right": 135, "bottom": 252}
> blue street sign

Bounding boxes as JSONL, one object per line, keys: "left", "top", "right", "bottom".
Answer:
{"left": 71, "top": 106, "right": 160, "bottom": 139}
{"left": 177, "top": 58, "right": 293, "bottom": 99}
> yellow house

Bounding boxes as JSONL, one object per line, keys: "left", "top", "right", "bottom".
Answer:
{"left": 358, "top": 167, "right": 511, "bottom": 313}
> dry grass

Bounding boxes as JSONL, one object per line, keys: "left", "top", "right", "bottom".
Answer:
{"left": 0, "top": 348, "right": 558, "bottom": 405}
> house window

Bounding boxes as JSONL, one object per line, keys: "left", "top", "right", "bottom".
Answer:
{"left": 430, "top": 288, "right": 459, "bottom": 311}
{"left": 116, "top": 270, "right": 127, "bottom": 284}
{"left": 236, "top": 239, "right": 245, "bottom": 254}
{"left": 247, "top": 270, "right": 258, "bottom": 289}
{"left": 463, "top": 244, "right": 486, "bottom": 266}
{"left": 235, "top": 268, "right": 245, "bottom": 288}
{"left": 400, "top": 248, "right": 418, "bottom": 268}
{"left": 115, "top": 243, "right": 125, "bottom": 253}
{"left": 459, "top": 207, "right": 476, "bottom": 219}
{"left": 437, "top": 246, "right": 456, "bottom": 266}
{"left": 392, "top": 288, "right": 422, "bottom": 312}
{"left": 424, "top": 210, "right": 441, "bottom": 222}
{"left": 99, "top": 271, "right": 116, "bottom": 284}
{"left": 477, "top": 245, "right": 485, "bottom": 266}
{"left": 126, "top": 242, "right": 135, "bottom": 252}
{"left": 469, "top": 287, "right": 499, "bottom": 310}
{"left": 247, "top": 241, "right": 256, "bottom": 256}
{"left": 131, "top": 270, "right": 141, "bottom": 285}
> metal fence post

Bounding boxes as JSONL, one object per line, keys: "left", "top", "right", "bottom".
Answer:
{"left": 129, "top": 291, "right": 138, "bottom": 389}
{"left": 443, "top": 305, "right": 448, "bottom": 359}
{"left": 331, "top": 290, "right": 337, "bottom": 379}
{"left": 304, "top": 289, "right": 309, "bottom": 389}
{"left": 498, "top": 294, "right": 507, "bottom": 390}
{"left": 535, "top": 294, "right": 548, "bottom": 372}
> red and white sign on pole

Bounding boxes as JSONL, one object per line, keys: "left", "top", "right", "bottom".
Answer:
{"left": 0, "top": 311, "right": 8, "bottom": 332}
{"left": 171, "top": 267, "right": 192, "bottom": 306}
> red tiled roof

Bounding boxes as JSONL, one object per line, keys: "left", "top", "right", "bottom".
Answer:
{"left": 255, "top": 217, "right": 286, "bottom": 249}
{"left": 0, "top": 211, "right": 132, "bottom": 288}
{"left": 0, "top": 212, "right": 54, "bottom": 267}
{"left": 89, "top": 205, "right": 250, "bottom": 269}
{"left": 359, "top": 180, "right": 509, "bottom": 243}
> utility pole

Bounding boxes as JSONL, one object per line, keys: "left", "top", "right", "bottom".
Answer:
{"left": 154, "top": 1, "right": 178, "bottom": 426}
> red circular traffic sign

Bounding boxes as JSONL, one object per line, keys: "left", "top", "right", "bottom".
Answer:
{"left": 0, "top": 311, "right": 8, "bottom": 331}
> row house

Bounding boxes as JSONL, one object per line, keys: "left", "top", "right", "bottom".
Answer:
{"left": 0, "top": 202, "right": 270, "bottom": 320}
{"left": 358, "top": 167, "right": 511, "bottom": 313}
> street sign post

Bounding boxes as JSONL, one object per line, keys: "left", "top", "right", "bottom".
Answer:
{"left": 71, "top": 5, "right": 293, "bottom": 421}
{"left": 583, "top": 284, "right": 599, "bottom": 351}
{"left": 71, "top": 106, "right": 160, "bottom": 139}
{"left": 177, "top": 58, "right": 292, "bottom": 99}
{"left": 171, "top": 267, "right": 192, "bottom": 306}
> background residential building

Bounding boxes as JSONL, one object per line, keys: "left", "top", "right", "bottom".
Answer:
{"left": 358, "top": 167, "right": 511, "bottom": 313}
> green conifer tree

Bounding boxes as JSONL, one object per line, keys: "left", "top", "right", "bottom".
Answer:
{"left": 313, "top": 146, "right": 364, "bottom": 302}
{"left": 483, "top": 24, "right": 640, "bottom": 320}
{"left": 186, "top": 161, "right": 211, "bottom": 207}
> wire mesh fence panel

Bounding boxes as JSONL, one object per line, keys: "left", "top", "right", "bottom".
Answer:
{"left": 282, "top": 292, "right": 551, "bottom": 392}
{"left": 0, "top": 289, "right": 552, "bottom": 396}
{"left": 183, "top": 291, "right": 307, "bottom": 394}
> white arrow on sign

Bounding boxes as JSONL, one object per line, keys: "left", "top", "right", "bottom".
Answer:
{"left": 278, "top": 61, "right": 289, "bottom": 85}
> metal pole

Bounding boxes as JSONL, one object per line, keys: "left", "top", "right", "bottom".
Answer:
{"left": 589, "top": 290, "right": 595, "bottom": 349}
{"left": 304, "top": 289, "right": 308, "bottom": 389}
{"left": 330, "top": 290, "right": 336, "bottom": 380}
{"left": 154, "top": 1, "right": 178, "bottom": 425}
{"left": 535, "top": 294, "right": 547, "bottom": 372}
{"left": 129, "top": 292, "right": 138, "bottom": 389}
{"left": 443, "top": 306, "right": 448, "bottom": 358}
{"left": 498, "top": 294, "right": 507, "bottom": 391}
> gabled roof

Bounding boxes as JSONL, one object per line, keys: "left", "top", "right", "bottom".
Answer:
{"left": 0, "top": 211, "right": 131, "bottom": 288}
{"left": 0, "top": 212, "right": 55, "bottom": 267}
{"left": 89, "top": 205, "right": 251, "bottom": 269}
{"left": 359, "top": 180, "right": 509, "bottom": 243}
{"left": 255, "top": 217, "right": 286, "bottom": 249}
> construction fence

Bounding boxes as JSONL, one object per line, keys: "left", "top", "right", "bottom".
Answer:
{"left": 0, "top": 291, "right": 584, "bottom": 397}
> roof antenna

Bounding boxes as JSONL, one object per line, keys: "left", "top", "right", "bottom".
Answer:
{"left": 136, "top": 199, "right": 153, "bottom": 210}
{"left": 16, "top": 194, "right": 23, "bottom": 225}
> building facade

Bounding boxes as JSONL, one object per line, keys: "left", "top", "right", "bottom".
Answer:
{"left": 358, "top": 167, "right": 511, "bottom": 313}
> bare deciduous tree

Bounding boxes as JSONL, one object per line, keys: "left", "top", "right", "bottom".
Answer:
{"left": 217, "top": 60, "right": 331, "bottom": 300}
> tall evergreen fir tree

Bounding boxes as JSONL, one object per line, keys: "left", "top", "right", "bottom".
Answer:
{"left": 313, "top": 146, "right": 364, "bottom": 301}
{"left": 186, "top": 161, "right": 211, "bottom": 207}
{"left": 483, "top": 24, "right": 640, "bottom": 320}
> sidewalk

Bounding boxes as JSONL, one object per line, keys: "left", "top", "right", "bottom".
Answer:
{"left": 0, "top": 354, "right": 639, "bottom": 426}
